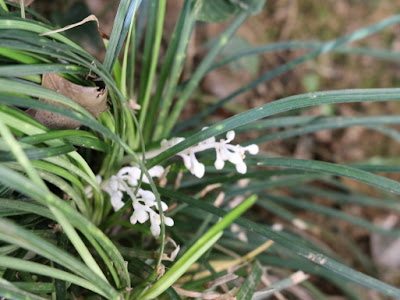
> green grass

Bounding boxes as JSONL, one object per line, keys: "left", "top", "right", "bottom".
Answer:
{"left": 1, "top": 0, "right": 400, "bottom": 299}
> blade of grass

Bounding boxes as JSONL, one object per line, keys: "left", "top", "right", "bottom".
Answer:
{"left": 0, "top": 255, "right": 110, "bottom": 298}
{"left": 139, "top": 195, "right": 258, "bottom": 300}
{"left": 210, "top": 41, "right": 400, "bottom": 72}
{"left": 0, "top": 218, "right": 117, "bottom": 298}
{"left": 243, "top": 115, "right": 400, "bottom": 145}
{"left": 156, "top": 10, "right": 249, "bottom": 139}
{"left": 12, "top": 282, "right": 54, "bottom": 294}
{"left": 144, "top": 0, "right": 196, "bottom": 142}
{"left": 176, "top": 14, "right": 400, "bottom": 132}
{"left": 147, "top": 88, "right": 400, "bottom": 167}
{"left": 103, "top": 0, "right": 142, "bottom": 72}
{"left": 264, "top": 194, "right": 400, "bottom": 238}
{"left": 0, "top": 18, "right": 84, "bottom": 51}
{"left": 0, "top": 64, "right": 86, "bottom": 77}
{"left": 291, "top": 185, "right": 400, "bottom": 212}
{"left": 253, "top": 270, "right": 309, "bottom": 300}
{"left": 0, "top": 0, "right": 8, "bottom": 12}
{"left": 136, "top": 0, "right": 166, "bottom": 146}
{"left": 0, "top": 144, "right": 75, "bottom": 162}
{"left": 0, "top": 91, "right": 166, "bottom": 268}
{"left": 0, "top": 119, "right": 108, "bottom": 282}
{"left": 0, "top": 278, "right": 48, "bottom": 300}
{"left": 252, "top": 157, "right": 400, "bottom": 195}
{"left": 236, "top": 260, "right": 263, "bottom": 300}
{"left": 158, "top": 187, "right": 400, "bottom": 298}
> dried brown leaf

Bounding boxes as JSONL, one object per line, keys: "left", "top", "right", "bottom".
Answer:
{"left": 31, "top": 73, "right": 108, "bottom": 129}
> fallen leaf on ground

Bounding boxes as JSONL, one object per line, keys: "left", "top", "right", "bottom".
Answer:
{"left": 31, "top": 73, "right": 108, "bottom": 129}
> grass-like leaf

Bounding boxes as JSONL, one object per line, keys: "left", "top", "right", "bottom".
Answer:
{"left": 140, "top": 195, "right": 258, "bottom": 299}
{"left": 158, "top": 187, "right": 400, "bottom": 298}
{"left": 0, "top": 218, "right": 119, "bottom": 298}
{"left": 148, "top": 88, "right": 400, "bottom": 167}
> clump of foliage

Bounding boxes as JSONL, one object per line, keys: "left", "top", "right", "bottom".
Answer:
{"left": 1, "top": 0, "right": 400, "bottom": 299}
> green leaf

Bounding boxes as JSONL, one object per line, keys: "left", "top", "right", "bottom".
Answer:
{"left": 195, "top": 0, "right": 238, "bottom": 22}
{"left": 157, "top": 187, "right": 400, "bottom": 298}
{"left": 148, "top": 88, "right": 400, "bottom": 168}
{"left": 195, "top": 0, "right": 266, "bottom": 22}
{"left": 0, "top": 218, "right": 119, "bottom": 299}
{"left": 103, "top": 0, "right": 142, "bottom": 72}
{"left": 0, "top": 144, "right": 75, "bottom": 162}
{"left": 236, "top": 260, "right": 263, "bottom": 300}
{"left": 0, "top": 278, "right": 48, "bottom": 300}
{"left": 0, "top": 255, "right": 108, "bottom": 298}
{"left": 253, "top": 158, "right": 400, "bottom": 195}
{"left": 140, "top": 195, "right": 258, "bottom": 300}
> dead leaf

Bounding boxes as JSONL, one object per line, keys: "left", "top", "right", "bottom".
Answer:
{"left": 31, "top": 73, "right": 108, "bottom": 129}
{"left": 9, "top": 0, "right": 34, "bottom": 6}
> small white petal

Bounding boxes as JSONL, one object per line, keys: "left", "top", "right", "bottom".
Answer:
{"left": 160, "top": 201, "right": 168, "bottom": 211}
{"left": 214, "top": 149, "right": 225, "bottom": 169}
{"left": 179, "top": 153, "right": 192, "bottom": 170}
{"left": 193, "top": 162, "right": 205, "bottom": 178}
{"left": 245, "top": 144, "right": 259, "bottom": 155}
{"left": 236, "top": 162, "right": 247, "bottom": 174}
{"left": 228, "top": 152, "right": 243, "bottom": 164}
{"left": 85, "top": 186, "right": 93, "bottom": 198}
{"left": 214, "top": 158, "right": 224, "bottom": 170}
{"left": 151, "top": 223, "right": 161, "bottom": 237}
{"left": 138, "top": 189, "right": 156, "bottom": 201}
{"left": 149, "top": 165, "right": 165, "bottom": 178}
{"left": 133, "top": 204, "right": 149, "bottom": 223}
{"left": 150, "top": 213, "right": 161, "bottom": 236}
{"left": 164, "top": 217, "right": 174, "bottom": 227}
{"left": 130, "top": 214, "right": 138, "bottom": 224}
{"left": 111, "top": 197, "right": 124, "bottom": 211}
{"left": 226, "top": 130, "right": 235, "bottom": 142}
{"left": 108, "top": 176, "right": 120, "bottom": 191}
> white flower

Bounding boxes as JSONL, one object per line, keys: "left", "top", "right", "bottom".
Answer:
{"left": 84, "top": 175, "right": 103, "bottom": 199}
{"left": 117, "top": 165, "right": 165, "bottom": 186}
{"left": 103, "top": 175, "right": 125, "bottom": 211}
{"left": 100, "top": 166, "right": 173, "bottom": 237}
{"left": 161, "top": 130, "right": 259, "bottom": 178}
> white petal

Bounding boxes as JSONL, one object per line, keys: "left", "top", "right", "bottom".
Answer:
{"left": 149, "top": 165, "right": 165, "bottom": 178}
{"left": 95, "top": 175, "right": 102, "bottom": 184}
{"left": 133, "top": 204, "right": 149, "bottom": 223}
{"left": 85, "top": 186, "right": 93, "bottom": 198}
{"left": 164, "top": 217, "right": 174, "bottom": 227}
{"left": 220, "top": 147, "right": 230, "bottom": 161}
{"left": 108, "top": 176, "right": 119, "bottom": 190}
{"left": 226, "top": 130, "right": 235, "bottom": 142}
{"left": 245, "top": 144, "right": 259, "bottom": 155}
{"left": 130, "top": 214, "right": 138, "bottom": 224}
{"left": 160, "top": 201, "right": 168, "bottom": 211}
{"left": 193, "top": 162, "right": 205, "bottom": 178}
{"left": 179, "top": 153, "right": 192, "bottom": 170}
{"left": 150, "top": 223, "right": 161, "bottom": 237}
{"left": 214, "top": 157, "right": 224, "bottom": 170}
{"left": 110, "top": 190, "right": 123, "bottom": 203}
{"left": 214, "top": 149, "right": 225, "bottom": 169}
{"left": 111, "top": 197, "right": 124, "bottom": 211}
{"left": 228, "top": 152, "right": 243, "bottom": 164}
{"left": 236, "top": 162, "right": 247, "bottom": 174}
{"left": 138, "top": 189, "right": 156, "bottom": 201}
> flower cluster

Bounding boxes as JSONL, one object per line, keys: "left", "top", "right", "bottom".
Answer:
{"left": 88, "top": 130, "right": 257, "bottom": 237}
{"left": 160, "top": 130, "right": 259, "bottom": 178}
{"left": 101, "top": 165, "right": 174, "bottom": 237}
